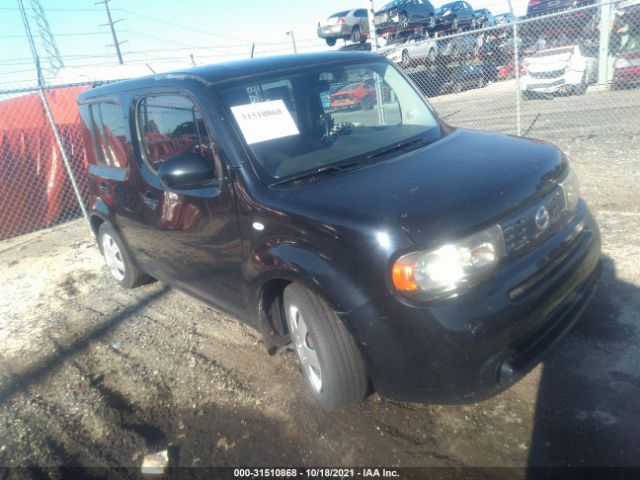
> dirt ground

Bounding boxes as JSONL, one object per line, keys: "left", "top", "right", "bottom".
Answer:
{"left": 1, "top": 83, "right": 640, "bottom": 473}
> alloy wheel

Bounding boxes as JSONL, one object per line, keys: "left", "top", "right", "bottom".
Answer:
{"left": 102, "top": 233, "right": 126, "bottom": 281}
{"left": 288, "top": 305, "right": 322, "bottom": 393}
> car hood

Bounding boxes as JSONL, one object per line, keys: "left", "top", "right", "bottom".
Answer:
{"left": 525, "top": 48, "right": 575, "bottom": 72}
{"left": 274, "top": 128, "right": 567, "bottom": 247}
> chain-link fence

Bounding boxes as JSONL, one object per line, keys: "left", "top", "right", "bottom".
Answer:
{"left": 1, "top": 0, "right": 639, "bottom": 241}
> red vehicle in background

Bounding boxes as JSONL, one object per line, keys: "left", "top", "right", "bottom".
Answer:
{"left": 329, "top": 79, "right": 376, "bottom": 109}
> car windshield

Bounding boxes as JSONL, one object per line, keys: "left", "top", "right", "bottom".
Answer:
{"left": 218, "top": 59, "right": 440, "bottom": 184}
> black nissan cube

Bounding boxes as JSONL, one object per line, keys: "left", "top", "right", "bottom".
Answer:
{"left": 77, "top": 52, "right": 601, "bottom": 411}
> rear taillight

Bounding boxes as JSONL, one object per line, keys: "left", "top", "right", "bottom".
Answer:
{"left": 337, "top": 17, "right": 346, "bottom": 24}
{"left": 529, "top": 0, "right": 541, "bottom": 6}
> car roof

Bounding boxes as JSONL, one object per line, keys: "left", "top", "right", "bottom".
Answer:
{"left": 78, "top": 51, "right": 378, "bottom": 101}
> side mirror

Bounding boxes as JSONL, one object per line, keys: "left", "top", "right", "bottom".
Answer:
{"left": 157, "top": 153, "right": 214, "bottom": 189}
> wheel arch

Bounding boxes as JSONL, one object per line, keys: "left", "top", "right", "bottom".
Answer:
{"left": 250, "top": 244, "right": 370, "bottom": 354}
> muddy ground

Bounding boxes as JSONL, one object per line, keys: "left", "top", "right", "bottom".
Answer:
{"left": 1, "top": 83, "right": 639, "bottom": 473}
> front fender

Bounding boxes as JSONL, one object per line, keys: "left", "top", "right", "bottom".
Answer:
{"left": 248, "top": 243, "right": 371, "bottom": 315}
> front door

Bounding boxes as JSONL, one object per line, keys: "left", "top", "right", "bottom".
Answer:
{"left": 126, "top": 90, "right": 246, "bottom": 318}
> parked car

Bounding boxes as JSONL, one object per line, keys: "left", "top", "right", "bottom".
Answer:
{"left": 474, "top": 8, "right": 496, "bottom": 28}
{"left": 521, "top": 44, "right": 597, "bottom": 97}
{"left": 317, "top": 9, "right": 369, "bottom": 46}
{"left": 434, "top": 1, "right": 477, "bottom": 32}
{"left": 494, "top": 12, "right": 515, "bottom": 25}
{"left": 329, "top": 79, "right": 376, "bottom": 109}
{"left": 379, "top": 33, "right": 438, "bottom": 66}
{"left": 613, "top": 33, "right": 640, "bottom": 89}
{"left": 438, "top": 32, "right": 482, "bottom": 59}
{"left": 78, "top": 51, "right": 601, "bottom": 411}
{"left": 321, "top": 82, "right": 348, "bottom": 109}
{"left": 436, "top": 63, "right": 486, "bottom": 92}
{"left": 373, "top": 0, "right": 437, "bottom": 34}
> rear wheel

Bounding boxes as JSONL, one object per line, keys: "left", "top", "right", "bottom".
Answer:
{"left": 325, "top": 37, "right": 337, "bottom": 47}
{"left": 361, "top": 95, "right": 375, "bottom": 110}
{"left": 401, "top": 49, "right": 411, "bottom": 67}
{"left": 98, "top": 223, "right": 151, "bottom": 289}
{"left": 351, "top": 25, "right": 361, "bottom": 43}
{"left": 283, "top": 284, "right": 368, "bottom": 411}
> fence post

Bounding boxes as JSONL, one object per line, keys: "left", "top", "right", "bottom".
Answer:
{"left": 598, "top": 0, "right": 615, "bottom": 84}
{"left": 508, "top": 0, "right": 522, "bottom": 136}
{"left": 18, "top": 0, "right": 89, "bottom": 225}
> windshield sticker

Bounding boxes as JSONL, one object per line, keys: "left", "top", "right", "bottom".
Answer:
{"left": 231, "top": 100, "right": 299, "bottom": 144}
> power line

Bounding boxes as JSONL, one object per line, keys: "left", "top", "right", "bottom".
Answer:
{"left": 118, "top": 8, "right": 247, "bottom": 42}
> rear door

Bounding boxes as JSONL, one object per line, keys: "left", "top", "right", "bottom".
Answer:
{"left": 124, "top": 86, "right": 246, "bottom": 318}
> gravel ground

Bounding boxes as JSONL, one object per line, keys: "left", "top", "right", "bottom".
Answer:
{"left": 1, "top": 82, "right": 639, "bottom": 472}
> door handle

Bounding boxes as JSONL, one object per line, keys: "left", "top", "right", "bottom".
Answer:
{"left": 142, "top": 193, "right": 159, "bottom": 209}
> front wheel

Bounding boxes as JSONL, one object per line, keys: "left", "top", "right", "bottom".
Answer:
{"left": 325, "top": 37, "right": 337, "bottom": 47}
{"left": 574, "top": 73, "right": 588, "bottom": 95}
{"left": 283, "top": 284, "right": 368, "bottom": 411}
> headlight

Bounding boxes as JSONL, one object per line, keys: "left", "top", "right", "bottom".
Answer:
{"left": 559, "top": 169, "right": 580, "bottom": 213}
{"left": 392, "top": 225, "right": 505, "bottom": 299}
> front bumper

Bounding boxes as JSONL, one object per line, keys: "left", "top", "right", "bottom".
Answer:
{"left": 343, "top": 201, "right": 601, "bottom": 403}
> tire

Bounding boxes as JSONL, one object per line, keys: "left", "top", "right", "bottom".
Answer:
{"left": 400, "top": 12, "right": 409, "bottom": 30}
{"left": 98, "top": 223, "right": 151, "bottom": 289}
{"left": 452, "top": 18, "right": 459, "bottom": 31}
{"left": 574, "top": 73, "right": 588, "bottom": 95}
{"left": 428, "top": 48, "right": 436, "bottom": 64}
{"left": 401, "top": 50, "right": 411, "bottom": 67}
{"left": 427, "top": 14, "right": 436, "bottom": 30}
{"left": 361, "top": 95, "right": 375, "bottom": 110}
{"left": 351, "top": 25, "right": 361, "bottom": 43}
{"left": 325, "top": 37, "right": 336, "bottom": 47}
{"left": 283, "top": 284, "right": 368, "bottom": 411}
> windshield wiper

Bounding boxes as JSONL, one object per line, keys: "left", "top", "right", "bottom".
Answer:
{"left": 270, "top": 161, "right": 362, "bottom": 187}
{"left": 365, "top": 137, "right": 431, "bottom": 160}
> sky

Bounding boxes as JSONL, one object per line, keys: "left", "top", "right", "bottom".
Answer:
{"left": 0, "top": 0, "right": 529, "bottom": 89}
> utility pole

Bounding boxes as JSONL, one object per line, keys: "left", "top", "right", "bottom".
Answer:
{"left": 507, "top": 0, "right": 521, "bottom": 136}
{"left": 286, "top": 30, "right": 297, "bottom": 54}
{"left": 96, "top": 0, "right": 125, "bottom": 64}
{"left": 368, "top": 0, "right": 378, "bottom": 52}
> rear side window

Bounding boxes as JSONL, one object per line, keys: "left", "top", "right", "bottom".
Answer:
{"left": 137, "top": 95, "right": 216, "bottom": 175}
{"left": 354, "top": 9, "right": 368, "bottom": 17}
{"left": 89, "top": 102, "right": 129, "bottom": 168}
{"left": 330, "top": 10, "right": 351, "bottom": 18}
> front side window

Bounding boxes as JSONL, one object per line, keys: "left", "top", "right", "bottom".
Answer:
{"left": 137, "top": 94, "right": 216, "bottom": 175}
{"left": 218, "top": 60, "right": 440, "bottom": 184}
{"left": 90, "top": 102, "right": 129, "bottom": 168}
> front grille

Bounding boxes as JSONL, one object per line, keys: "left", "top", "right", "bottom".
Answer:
{"left": 530, "top": 69, "right": 565, "bottom": 79}
{"left": 501, "top": 187, "right": 566, "bottom": 255}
